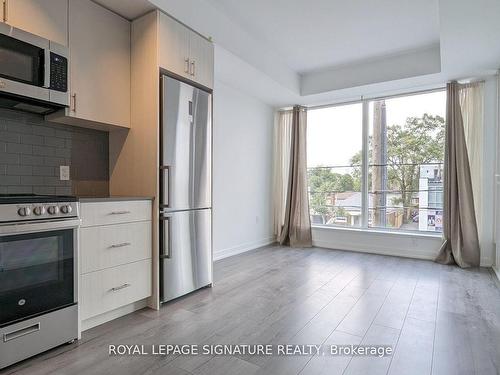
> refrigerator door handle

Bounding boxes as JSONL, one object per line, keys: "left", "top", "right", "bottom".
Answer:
{"left": 160, "top": 166, "right": 170, "bottom": 208}
{"left": 160, "top": 215, "right": 171, "bottom": 259}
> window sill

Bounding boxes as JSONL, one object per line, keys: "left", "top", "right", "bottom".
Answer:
{"left": 311, "top": 225, "right": 443, "bottom": 239}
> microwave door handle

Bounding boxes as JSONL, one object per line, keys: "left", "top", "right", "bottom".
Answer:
{"left": 43, "top": 48, "right": 50, "bottom": 88}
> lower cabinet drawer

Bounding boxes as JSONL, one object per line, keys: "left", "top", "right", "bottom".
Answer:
{"left": 80, "top": 221, "right": 152, "bottom": 274}
{"left": 80, "top": 200, "right": 152, "bottom": 227}
{"left": 80, "top": 259, "right": 152, "bottom": 320}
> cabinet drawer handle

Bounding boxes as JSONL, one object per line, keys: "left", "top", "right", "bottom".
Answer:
{"left": 108, "top": 242, "right": 131, "bottom": 249}
{"left": 3, "top": 0, "right": 8, "bottom": 22}
{"left": 190, "top": 61, "right": 195, "bottom": 76}
{"left": 4, "top": 323, "right": 40, "bottom": 342}
{"left": 184, "top": 58, "right": 190, "bottom": 74}
{"left": 109, "top": 210, "right": 131, "bottom": 215}
{"left": 110, "top": 283, "right": 131, "bottom": 292}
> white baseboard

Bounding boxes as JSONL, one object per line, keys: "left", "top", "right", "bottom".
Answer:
{"left": 312, "top": 239, "right": 438, "bottom": 260}
{"left": 493, "top": 266, "right": 500, "bottom": 282}
{"left": 81, "top": 298, "right": 149, "bottom": 331}
{"left": 480, "top": 257, "right": 493, "bottom": 267}
{"left": 214, "top": 237, "right": 275, "bottom": 261}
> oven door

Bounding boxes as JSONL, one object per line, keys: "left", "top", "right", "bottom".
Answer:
{"left": 0, "top": 223, "right": 77, "bottom": 327}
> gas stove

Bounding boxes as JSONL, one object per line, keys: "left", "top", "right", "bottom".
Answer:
{"left": 0, "top": 194, "right": 79, "bottom": 224}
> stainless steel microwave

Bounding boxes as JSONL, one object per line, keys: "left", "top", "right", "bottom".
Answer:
{"left": 0, "top": 23, "right": 69, "bottom": 114}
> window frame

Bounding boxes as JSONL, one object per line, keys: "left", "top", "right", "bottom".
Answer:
{"left": 307, "top": 86, "right": 446, "bottom": 236}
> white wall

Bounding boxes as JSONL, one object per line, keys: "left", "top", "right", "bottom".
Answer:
{"left": 493, "top": 73, "right": 500, "bottom": 279}
{"left": 212, "top": 79, "right": 275, "bottom": 260}
{"left": 480, "top": 76, "right": 498, "bottom": 267}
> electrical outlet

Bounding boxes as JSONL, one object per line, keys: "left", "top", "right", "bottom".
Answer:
{"left": 60, "top": 165, "right": 70, "bottom": 181}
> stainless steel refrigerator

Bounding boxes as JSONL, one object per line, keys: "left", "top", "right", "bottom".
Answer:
{"left": 159, "top": 74, "right": 212, "bottom": 303}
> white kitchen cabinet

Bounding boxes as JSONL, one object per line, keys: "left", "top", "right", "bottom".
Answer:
{"left": 79, "top": 199, "right": 152, "bottom": 330}
{"left": 80, "top": 259, "right": 152, "bottom": 321}
{"left": 47, "top": 0, "right": 130, "bottom": 129}
{"left": 1, "top": 0, "right": 68, "bottom": 45}
{"left": 158, "top": 12, "right": 213, "bottom": 89}
{"left": 80, "top": 200, "right": 151, "bottom": 226}
{"left": 188, "top": 30, "right": 214, "bottom": 89}
{"left": 159, "top": 12, "right": 190, "bottom": 80}
{"left": 80, "top": 221, "right": 151, "bottom": 274}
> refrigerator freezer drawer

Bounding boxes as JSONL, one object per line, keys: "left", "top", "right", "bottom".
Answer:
{"left": 160, "top": 209, "right": 212, "bottom": 302}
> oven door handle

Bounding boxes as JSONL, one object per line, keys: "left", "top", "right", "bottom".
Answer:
{"left": 0, "top": 218, "right": 81, "bottom": 235}
{"left": 4, "top": 323, "right": 41, "bottom": 342}
{"left": 44, "top": 48, "right": 51, "bottom": 89}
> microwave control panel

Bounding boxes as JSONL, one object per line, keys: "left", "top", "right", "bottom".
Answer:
{"left": 50, "top": 52, "right": 68, "bottom": 93}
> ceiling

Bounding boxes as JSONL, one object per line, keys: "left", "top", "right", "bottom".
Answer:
{"left": 205, "top": 0, "right": 440, "bottom": 74}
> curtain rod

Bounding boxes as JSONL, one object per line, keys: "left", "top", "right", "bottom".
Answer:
{"left": 277, "top": 105, "right": 307, "bottom": 112}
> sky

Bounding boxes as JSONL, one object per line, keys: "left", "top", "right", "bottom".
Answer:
{"left": 307, "top": 90, "right": 447, "bottom": 168}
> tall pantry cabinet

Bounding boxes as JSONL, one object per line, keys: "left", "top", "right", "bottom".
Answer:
{"left": 109, "top": 10, "right": 214, "bottom": 310}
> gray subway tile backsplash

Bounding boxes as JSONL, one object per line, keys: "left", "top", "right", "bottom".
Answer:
{"left": 0, "top": 131, "right": 20, "bottom": 143}
{"left": 44, "top": 137, "right": 66, "bottom": 148}
{"left": 7, "top": 142, "right": 32, "bottom": 155}
{"left": 0, "top": 153, "right": 19, "bottom": 164}
{"left": 7, "top": 165, "right": 32, "bottom": 176}
{"left": 33, "top": 145, "right": 56, "bottom": 156}
{"left": 20, "top": 175, "right": 45, "bottom": 186}
{"left": 20, "top": 134, "right": 44, "bottom": 145}
{"left": 32, "top": 166, "right": 56, "bottom": 177}
{"left": 0, "top": 108, "right": 109, "bottom": 196}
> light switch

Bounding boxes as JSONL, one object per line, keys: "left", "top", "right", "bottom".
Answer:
{"left": 60, "top": 165, "right": 70, "bottom": 181}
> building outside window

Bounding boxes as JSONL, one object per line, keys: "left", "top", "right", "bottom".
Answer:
{"left": 307, "top": 90, "right": 446, "bottom": 233}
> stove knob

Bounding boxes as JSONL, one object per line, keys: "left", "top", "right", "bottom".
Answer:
{"left": 47, "top": 206, "right": 59, "bottom": 215}
{"left": 18, "top": 207, "right": 31, "bottom": 217}
{"left": 60, "top": 205, "right": 73, "bottom": 214}
{"left": 33, "top": 206, "right": 46, "bottom": 216}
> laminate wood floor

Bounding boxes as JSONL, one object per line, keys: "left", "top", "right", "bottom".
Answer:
{"left": 3, "top": 245, "right": 500, "bottom": 375}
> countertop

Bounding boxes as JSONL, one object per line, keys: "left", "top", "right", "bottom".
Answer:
{"left": 77, "top": 196, "right": 154, "bottom": 202}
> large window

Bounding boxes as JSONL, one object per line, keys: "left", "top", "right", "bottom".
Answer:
{"left": 307, "top": 90, "right": 446, "bottom": 233}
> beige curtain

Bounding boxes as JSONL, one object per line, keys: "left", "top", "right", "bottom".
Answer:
{"left": 460, "top": 82, "right": 484, "bottom": 241}
{"left": 273, "top": 106, "right": 312, "bottom": 247}
{"left": 436, "top": 82, "right": 481, "bottom": 267}
{"left": 272, "top": 110, "right": 293, "bottom": 239}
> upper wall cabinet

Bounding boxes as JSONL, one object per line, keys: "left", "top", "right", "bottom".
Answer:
{"left": 47, "top": 0, "right": 130, "bottom": 129}
{"left": 159, "top": 13, "right": 189, "bottom": 80}
{"left": 158, "top": 12, "right": 214, "bottom": 89}
{"left": 0, "top": 0, "right": 68, "bottom": 45}
{"left": 188, "top": 31, "right": 214, "bottom": 90}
